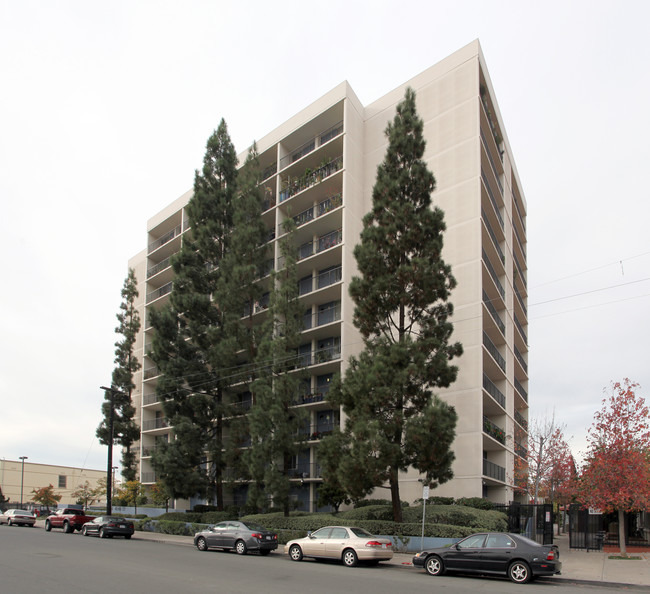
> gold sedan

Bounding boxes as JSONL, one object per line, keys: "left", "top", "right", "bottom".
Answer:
{"left": 285, "top": 526, "right": 393, "bottom": 567}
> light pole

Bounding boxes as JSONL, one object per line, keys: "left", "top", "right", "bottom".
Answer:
{"left": 112, "top": 466, "right": 118, "bottom": 500}
{"left": 100, "top": 386, "right": 125, "bottom": 515}
{"left": 19, "top": 456, "right": 28, "bottom": 508}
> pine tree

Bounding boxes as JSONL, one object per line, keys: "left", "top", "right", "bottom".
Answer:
{"left": 149, "top": 119, "right": 239, "bottom": 506}
{"left": 97, "top": 268, "right": 141, "bottom": 482}
{"left": 246, "top": 219, "right": 308, "bottom": 515}
{"left": 323, "top": 88, "right": 462, "bottom": 522}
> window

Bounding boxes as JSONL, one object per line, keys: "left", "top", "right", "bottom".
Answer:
{"left": 329, "top": 527, "right": 349, "bottom": 539}
{"left": 58, "top": 475, "right": 66, "bottom": 488}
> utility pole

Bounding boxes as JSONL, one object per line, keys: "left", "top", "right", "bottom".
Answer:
{"left": 19, "top": 456, "right": 28, "bottom": 508}
{"left": 100, "top": 386, "right": 124, "bottom": 515}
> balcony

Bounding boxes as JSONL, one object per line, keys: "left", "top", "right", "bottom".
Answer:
{"left": 280, "top": 121, "right": 343, "bottom": 170}
{"left": 148, "top": 224, "right": 182, "bottom": 254}
{"left": 146, "top": 282, "right": 172, "bottom": 304}
{"left": 143, "top": 366, "right": 159, "bottom": 381}
{"left": 288, "top": 463, "right": 323, "bottom": 480}
{"left": 142, "top": 417, "right": 169, "bottom": 431}
{"left": 515, "top": 409, "right": 528, "bottom": 430}
{"left": 261, "top": 162, "right": 277, "bottom": 182}
{"left": 482, "top": 249, "right": 505, "bottom": 300}
{"left": 483, "top": 459, "right": 505, "bottom": 482}
{"left": 280, "top": 193, "right": 342, "bottom": 236}
{"left": 147, "top": 256, "right": 172, "bottom": 279}
{"left": 481, "top": 208, "right": 505, "bottom": 265}
{"left": 483, "top": 290, "right": 505, "bottom": 335}
{"left": 481, "top": 171, "right": 504, "bottom": 230}
{"left": 514, "top": 346, "right": 528, "bottom": 375}
{"left": 279, "top": 157, "right": 342, "bottom": 203}
{"left": 515, "top": 378, "right": 528, "bottom": 403}
{"left": 483, "top": 332, "right": 505, "bottom": 372}
{"left": 514, "top": 314, "right": 528, "bottom": 345}
{"left": 483, "top": 374, "right": 505, "bottom": 409}
{"left": 483, "top": 416, "right": 506, "bottom": 444}
{"left": 515, "top": 442, "right": 528, "bottom": 459}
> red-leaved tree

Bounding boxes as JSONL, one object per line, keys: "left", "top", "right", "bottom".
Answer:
{"left": 579, "top": 379, "right": 650, "bottom": 555}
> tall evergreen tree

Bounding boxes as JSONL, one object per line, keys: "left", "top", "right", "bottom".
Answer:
{"left": 149, "top": 119, "right": 239, "bottom": 507}
{"left": 322, "top": 88, "right": 462, "bottom": 522}
{"left": 97, "top": 268, "right": 141, "bottom": 482}
{"left": 246, "top": 219, "right": 308, "bottom": 515}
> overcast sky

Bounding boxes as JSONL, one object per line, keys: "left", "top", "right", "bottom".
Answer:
{"left": 1, "top": 0, "right": 648, "bottom": 478}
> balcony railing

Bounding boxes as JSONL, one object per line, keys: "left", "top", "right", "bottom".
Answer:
{"left": 142, "top": 417, "right": 169, "bottom": 431}
{"left": 148, "top": 224, "right": 182, "bottom": 254}
{"left": 146, "top": 282, "right": 172, "bottom": 304}
{"left": 514, "top": 314, "right": 528, "bottom": 345}
{"left": 279, "top": 156, "right": 343, "bottom": 202}
{"left": 147, "top": 256, "right": 172, "bottom": 278}
{"left": 483, "top": 374, "right": 505, "bottom": 408}
{"left": 515, "top": 287, "right": 528, "bottom": 318}
{"left": 483, "top": 332, "right": 505, "bottom": 372}
{"left": 307, "top": 302, "right": 341, "bottom": 328}
{"left": 514, "top": 409, "right": 528, "bottom": 430}
{"left": 483, "top": 416, "right": 506, "bottom": 444}
{"left": 482, "top": 249, "right": 505, "bottom": 299}
{"left": 514, "top": 346, "right": 528, "bottom": 374}
{"left": 281, "top": 229, "right": 342, "bottom": 269}
{"left": 480, "top": 128, "right": 504, "bottom": 194}
{"left": 483, "top": 290, "right": 505, "bottom": 335}
{"left": 287, "top": 463, "right": 323, "bottom": 479}
{"left": 143, "top": 393, "right": 159, "bottom": 405}
{"left": 515, "top": 379, "right": 528, "bottom": 403}
{"left": 481, "top": 171, "right": 504, "bottom": 230}
{"left": 141, "top": 472, "right": 157, "bottom": 484}
{"left": 483, "top": 459, "right": 505, "bottom": 482}
{"left": 515, "top": 442, "right": 528, "bottom": 459}
{"left": 279, "top": 121, "right": 343, "bottom": 170}
{"left": 141, "top": 445, "right": 163, "bottom": 457}
{"left": 143, "top": 366, "right": 159, "bottom": 380}
{"left": 280, "top": 193, "right": 342, "bottom": 236}
{"left": 481, "top": 207, "right": 505, "bottom": 265}
{"left": 261, "top": 162, "right": 277, "bottom": 182}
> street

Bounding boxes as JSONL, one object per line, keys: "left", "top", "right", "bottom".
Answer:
{"left": 0, "top": 525, "right": 629, "bottom": 593}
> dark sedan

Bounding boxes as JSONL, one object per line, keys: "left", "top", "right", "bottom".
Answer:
{"left": 413, "top": 532, "right": 561, "bottom": 584}
{"left": 194, "top": 521, "right": 278, "bottom": 555}
{"left": 81, "top": 516, "right": 134, "bottom": 539}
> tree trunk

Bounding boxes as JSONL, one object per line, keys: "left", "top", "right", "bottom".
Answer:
{"left": 618, "top": 508, "right": 627, "bottom": 556}
{"left": 390, "top": 469, "right": 402, "bottom": 523}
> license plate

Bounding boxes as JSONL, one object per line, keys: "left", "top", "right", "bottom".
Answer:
{"left": 265, "top": 536, "right": 271, "bottom": 540}
{"left": 119, "top": 525, "right": 126, "bottom": 529}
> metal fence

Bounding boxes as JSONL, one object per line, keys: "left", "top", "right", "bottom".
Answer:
{"left": 494, "top": 503, "right": 554, "bottom": 545}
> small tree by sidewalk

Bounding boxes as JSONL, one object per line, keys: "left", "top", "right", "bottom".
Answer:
{"left": 579, "top": 379, "right": 650, "bottom": 556}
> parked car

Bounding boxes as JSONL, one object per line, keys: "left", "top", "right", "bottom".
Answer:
{"left": 285, "top": 526, "right": 393, "bottom": 567}
{"left": 0, "top": 509, "right": 36, "bottom": 527}
{"left": 412, "top": 532, "right": 562, "bottom": 584}
{"left": 44, "top": 508, "right": 95, "bottom": 533}
{"left": 194, "top": 521, "right": 278, "bottom": 555}
{"left": 81, "top": 516, "right": 134, "bottom": 539}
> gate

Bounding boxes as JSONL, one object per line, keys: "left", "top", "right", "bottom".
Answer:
{"left": 569, "top": 504, "right": 604, "bottom": 550}
{"left": 495, "top": 503, "right": 554, "bottom": 545}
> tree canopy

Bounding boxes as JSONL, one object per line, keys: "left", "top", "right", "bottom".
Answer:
{"left": 320, "top": 87, "right": 462, "bottom": 523}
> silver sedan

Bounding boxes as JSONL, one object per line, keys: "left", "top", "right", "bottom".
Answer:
{"left": 285, "top": 526, "right": 393, "bottom": 567}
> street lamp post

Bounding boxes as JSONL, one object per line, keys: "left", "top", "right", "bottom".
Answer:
{"left": 100, "top": 386, "right": 125, "bottom": 516}
{"left": 19, "top": 456, "right": 28, "bottom": 508}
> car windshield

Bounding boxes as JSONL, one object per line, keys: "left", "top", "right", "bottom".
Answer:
{"left": 105, "top": 517, "right": 126, "bottom": 522}
{"left": 349, "top": 527, "right": 373, "bottom": 538}
{"left": 241, "top": 522, "right": 264, "bottom": 532}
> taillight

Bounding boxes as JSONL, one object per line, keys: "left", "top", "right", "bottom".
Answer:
{"left": 546, "top": 550, "right": 555, "bottom": 561}
{"left": 365, "top": 541, "right": 383, "bottom": 548}
{"left": 251, "top": 533, "right": 263, "bottom": 539}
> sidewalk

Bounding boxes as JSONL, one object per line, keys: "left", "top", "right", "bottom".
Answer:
{"left": 132, "top": 529, "right": 650, "bottom": 588}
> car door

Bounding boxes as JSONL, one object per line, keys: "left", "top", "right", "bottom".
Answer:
{"left": 206, "top": 522, "right": 228, "bottom": 547}
{"left": 444, "top": 534, "right": 487, "bottom": 571}
{"left": 476, "top": 533, "right": 516, "bottom": 573}
{"left": 303, "top": 527, "right": 332, "bottom": 557}
{"left": 325, "top": 527, "right": 350, "bottom": 558}
{"left": 221, "top": 522, "right": 241, "bottom": 549}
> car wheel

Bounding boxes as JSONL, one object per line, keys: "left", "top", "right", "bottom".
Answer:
{"left": 509, "top": 560, "right": 531, "bottom": 584}
{"left": 63, "top": 521, "right": 73, "bottom": 534}
{"left": 7, "top": 519, "right": 12, "bottom": 526}
{"left": 196, "top": 537, "right": 208, "bottom": 551}
{"left": 259, "top": 550, "right": 271, "bottom": 556}
{"left": 425, "top": 554, "right": 445, "bottom": 576}
{"left": 342, "top": 548, "right": 358, "bottom": 567}
{"left": 289, "top": 544, "right": 303, "bottom": 562}
{"left": 99, "top": 527, "right": 107, "bottom": 539}
{"left": 45, "top": 520, "right": 52, "bottom": 532}
{"left": 235, "top": 540, "right": 247, "bottom": 555}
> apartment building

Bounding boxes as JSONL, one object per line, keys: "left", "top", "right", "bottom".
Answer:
{"left": 127, "top": 40, "right": 529, "bottom": 510}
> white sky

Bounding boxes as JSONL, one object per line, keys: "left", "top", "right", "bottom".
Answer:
{"left": 1, "top": 0, "right": 649, "bottom": 478}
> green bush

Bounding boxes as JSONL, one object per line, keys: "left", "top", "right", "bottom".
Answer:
{"left": 338, "top": 505, "right": 394, "bottom": 521}
{"left": 200, "top": 511, "right": 235, "bottom": 524}
{"left": 157, "top": 512, "right": 202, "bottom": 523}
{"left": 401, "top": 504, "right": 506, "bottom": 531}
{"left": 353, "top": 499, "right": 409, "bottom": 508}
{"left": 456, "top": 497, "right": 495, "bottom": 511}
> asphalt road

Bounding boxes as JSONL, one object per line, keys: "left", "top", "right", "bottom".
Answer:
{"left": 0, "top": 525, "right": 628, "bottom": 594}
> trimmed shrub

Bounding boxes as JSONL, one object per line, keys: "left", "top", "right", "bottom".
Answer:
{"left": 200, "top": 511, "right": 235, "bottom": 524}
{"left": 456, "top": 497, "right": 495, "bottom": 511}
{"left": 338, "top": 505, "right": 394, "bottom": 521}
{"left": 157, "top": 512, "right": 202, "bottom": 523}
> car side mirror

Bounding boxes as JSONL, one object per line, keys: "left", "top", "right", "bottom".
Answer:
{"left": 307, "top": 531, "right": 314, "bottom": 538}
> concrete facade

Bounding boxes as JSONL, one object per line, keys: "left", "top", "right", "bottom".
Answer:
{"left": 128, "top": 40, "right": 529, "bottom": 510}
{"left": 0, "top": 459, "right": 105, "bottom": 508}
